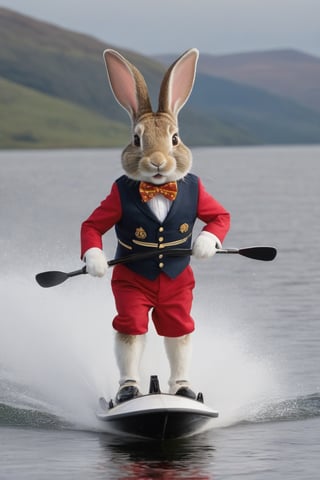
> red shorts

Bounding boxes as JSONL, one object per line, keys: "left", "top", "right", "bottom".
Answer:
{"left": 111, "top": 264, "right": 195, "bottom": 337}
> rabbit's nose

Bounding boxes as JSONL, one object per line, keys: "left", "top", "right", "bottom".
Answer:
{"left": 151, "top": 161, "right": 165, "bottom": 169}
{"left": 150, "top": 152, "right": 166, "bottom": 168}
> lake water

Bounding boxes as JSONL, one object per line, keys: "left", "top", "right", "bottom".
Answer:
{"left": 1, "top": 145, "right": 320, "bottom": 479}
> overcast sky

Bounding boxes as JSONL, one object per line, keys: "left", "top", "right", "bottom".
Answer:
{"left": 1, "top": 0, "right": 319, "bottom": 57}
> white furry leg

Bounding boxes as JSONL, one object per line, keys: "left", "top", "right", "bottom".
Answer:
{"left": 114, "top": 332, "right": 146, "bottom": 388}
{"left": 164, "top": 334, "right": 193, "bottom": 394}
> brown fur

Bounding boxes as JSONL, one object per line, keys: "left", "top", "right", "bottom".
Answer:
{"left": 103, "top": 48, "right": 199, "bottom": 184}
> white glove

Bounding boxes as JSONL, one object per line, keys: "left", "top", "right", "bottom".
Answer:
{"left": 192, "top": 231, "right": 222, "bottom": 259}
{"left": 84, "top": 247, "right": 108, "bottom": 277}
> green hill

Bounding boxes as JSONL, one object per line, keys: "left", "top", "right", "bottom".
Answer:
{"left": 0, "top": 76, "right": 128, "bottom": 148}
{"left": 190, "top": 73, "right": 320, "bottom": 144}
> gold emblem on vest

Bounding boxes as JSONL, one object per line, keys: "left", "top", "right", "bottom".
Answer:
{"left": 135, "top": 227, "right": 147, "bottom": 240}
{"left": 179, "top": 223, "right": 189, "bottom": 234}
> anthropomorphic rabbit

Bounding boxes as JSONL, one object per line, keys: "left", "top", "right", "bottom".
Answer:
{"left": 81, "top": 48, "right": 230, "bottom": 403}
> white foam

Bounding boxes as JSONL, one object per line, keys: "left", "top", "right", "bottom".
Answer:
{"left": 0, "top": 273, "right": 281, "bottom": 431}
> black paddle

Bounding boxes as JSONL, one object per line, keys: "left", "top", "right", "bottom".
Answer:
{"left": 35, "top": 246, "right": 277, "bottom": 288}
{"left": 217, "top": 246, "right": 277, "bottom": 261}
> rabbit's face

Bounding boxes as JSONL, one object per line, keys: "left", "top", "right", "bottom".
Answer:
{"left": 122, "top": 113, "right": 192, "bottom": 184}
{"left": 104, "top": 48, "right": 198, "bottom": 184}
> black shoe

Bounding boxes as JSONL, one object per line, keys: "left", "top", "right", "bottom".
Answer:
{"left": 115, "top": 385, "right": 140, "bottom": 404}
{"left": 175, "top": 386, "right": 197, "bottom": 400}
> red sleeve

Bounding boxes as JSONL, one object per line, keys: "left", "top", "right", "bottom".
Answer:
{"left": 80, "top": 182, "right": 122, "bottom": 258}
{"left": 197, "top": 178, "right": 231, "bottom": 242}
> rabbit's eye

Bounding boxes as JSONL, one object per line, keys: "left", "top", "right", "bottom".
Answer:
{"left": 133, "top": 134, "right": 141, "bottom": 147}
{"left": 172, "top": 133, "right": 179, "bottom": 146}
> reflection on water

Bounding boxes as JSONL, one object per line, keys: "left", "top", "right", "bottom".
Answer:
{"left": 99, "top": 433, "right": 216, "bottom": 479}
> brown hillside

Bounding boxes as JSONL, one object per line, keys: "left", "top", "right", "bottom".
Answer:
{"left": 2, "top": 8, "right": 320, "bottom": 147}
{"left": 0, "top": 6, "right": 108, "bottom": 55}
{"left": 198, "top": 49, "right": 320, "bottom": 113}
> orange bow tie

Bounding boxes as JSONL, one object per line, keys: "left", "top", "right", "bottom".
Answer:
{"left": 139, "top": 181, "right": 178, "bottom": 202}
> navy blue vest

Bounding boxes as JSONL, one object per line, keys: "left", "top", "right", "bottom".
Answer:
{"left": 115, "top": 174, "right": 199, "bottom": 280}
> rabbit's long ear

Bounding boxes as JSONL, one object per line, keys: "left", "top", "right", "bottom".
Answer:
{"left": 103, "top": 49, "right": 152, "bottom": 121}
{"left": 158, "top": 48, "right": 199, "bottom": 118}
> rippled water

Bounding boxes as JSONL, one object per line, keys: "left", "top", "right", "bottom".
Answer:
{"left": 1, "top": 146, "right": 320, "bottom": 479}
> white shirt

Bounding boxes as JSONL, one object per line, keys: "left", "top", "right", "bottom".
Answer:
{"left": 147, "top": 195, "right": 171, "bottom": 223}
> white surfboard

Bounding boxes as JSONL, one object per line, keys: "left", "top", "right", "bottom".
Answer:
{"left": 96, "top": 375, "right": 218, "bottom": 440}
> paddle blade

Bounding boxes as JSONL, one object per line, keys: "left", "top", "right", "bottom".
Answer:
{"left": 238, "top": 246, "right": 277, "bottom": 261}
{"left": 35, "top": 271, "right": 69, "bottom": 288}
